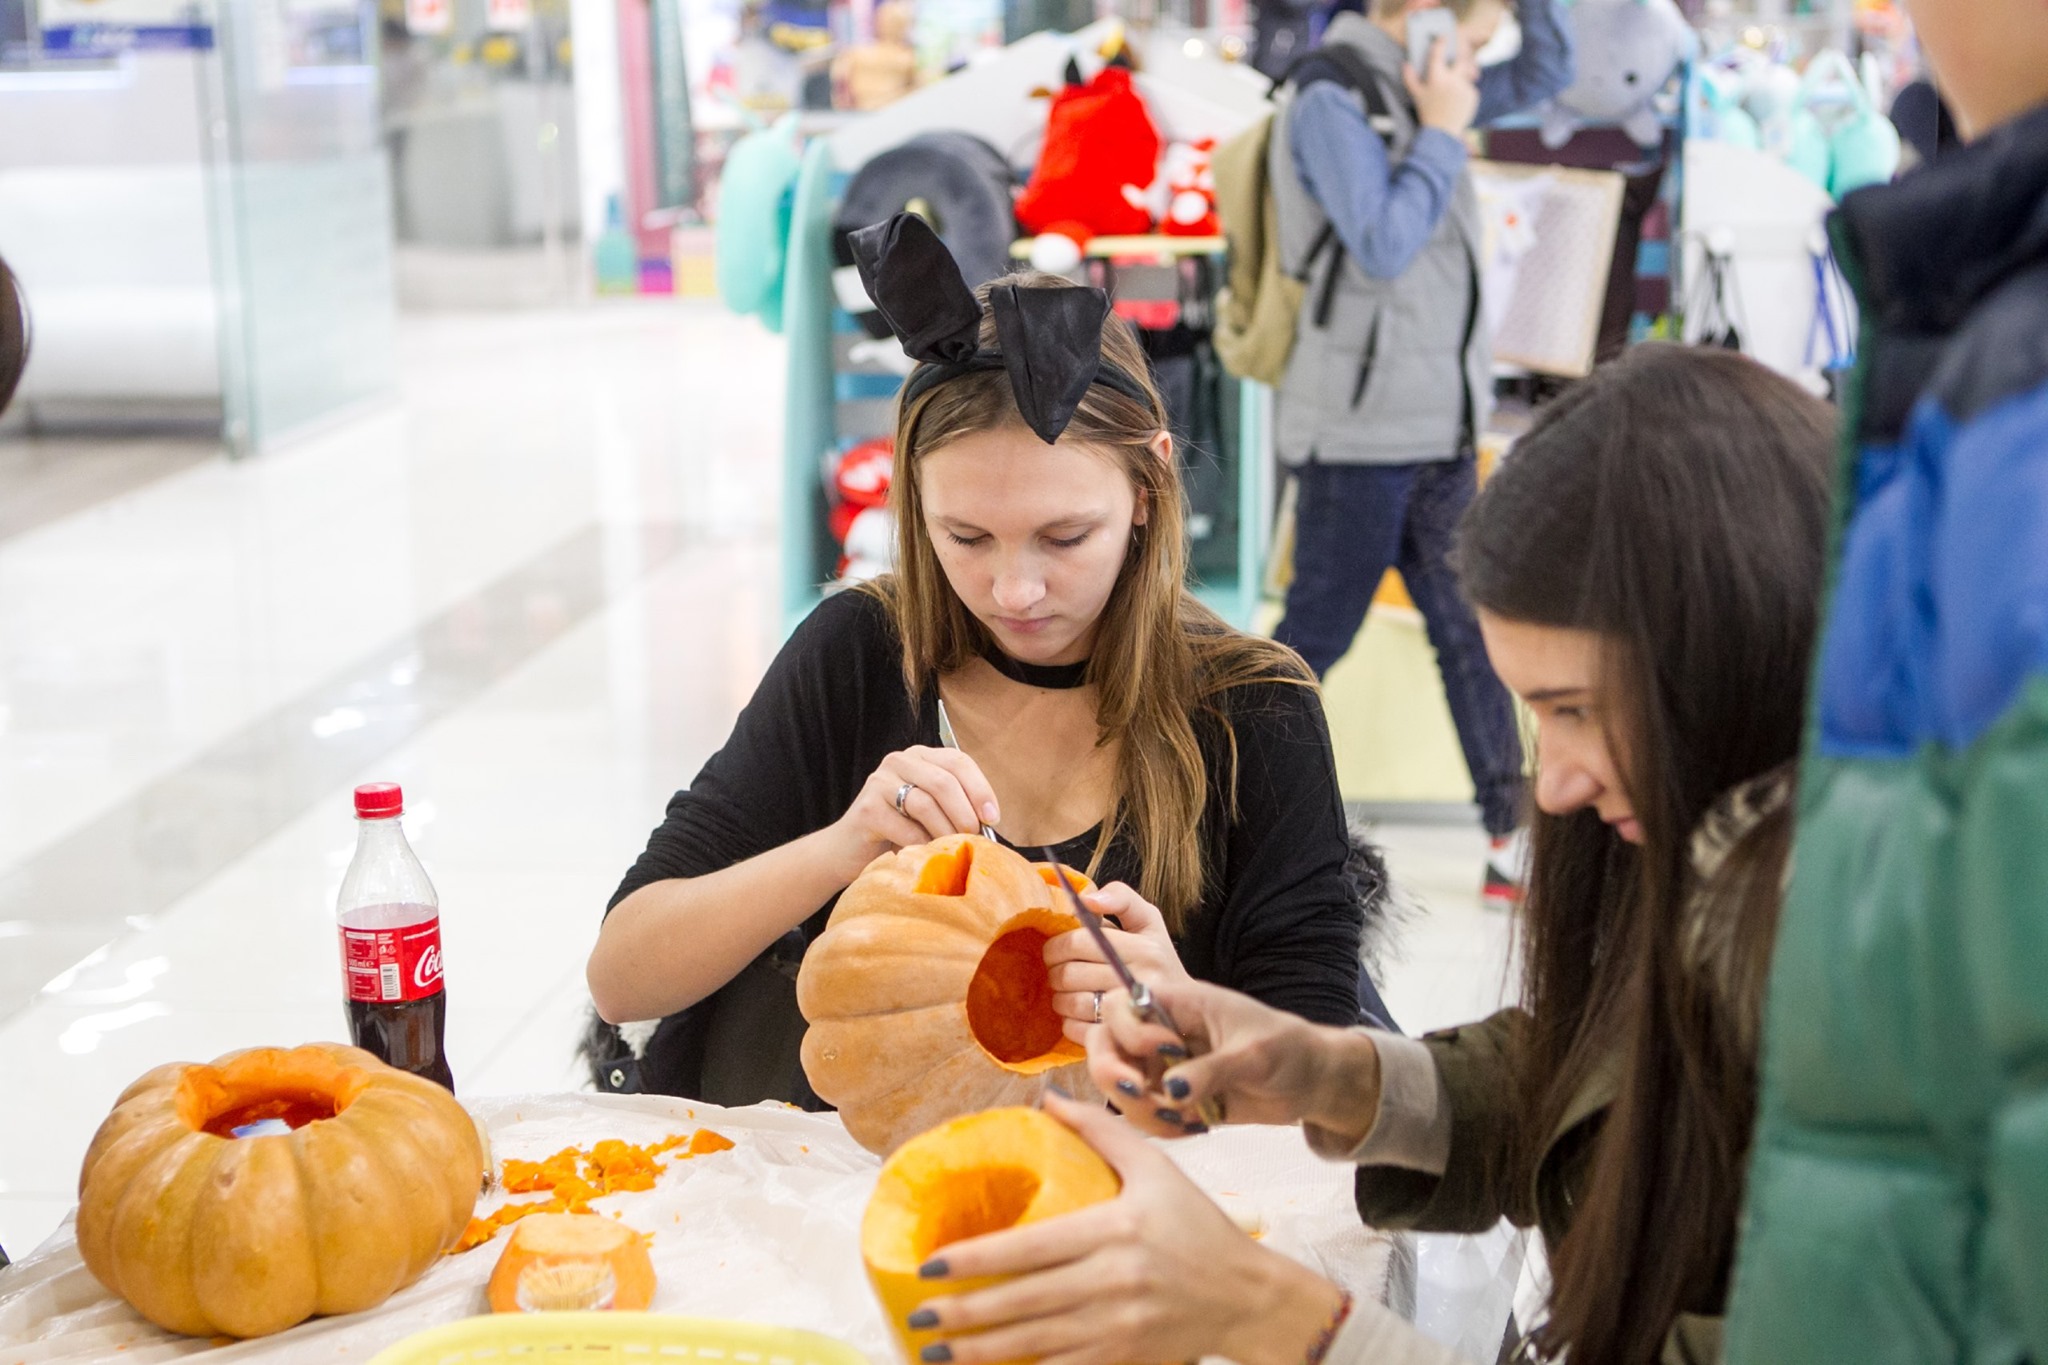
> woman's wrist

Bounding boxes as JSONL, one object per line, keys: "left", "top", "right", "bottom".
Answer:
{"left": 1217, "top": 1247, "right": 1350, "bottom": 1365}
{"left": 809, "top": 821, "right": 879, "bottom": 890}
{"left": 1302, "top": 1027, "right": 1383, "bottom": 1145}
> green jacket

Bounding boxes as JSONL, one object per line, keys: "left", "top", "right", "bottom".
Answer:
{"left": 1726, "top": 105, "right": 2048, "bottom": 1363}
{"left": 1353, "top": 771, "right": 1793, "bottom": 1365}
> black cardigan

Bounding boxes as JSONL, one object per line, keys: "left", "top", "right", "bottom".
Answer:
{"left": 604, "top": 588, "right": 1364, "bottom": 1102}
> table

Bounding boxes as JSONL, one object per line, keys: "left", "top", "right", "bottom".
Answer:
{"left": 0, "top": 1093, "right": 1404, "bottom": 1364}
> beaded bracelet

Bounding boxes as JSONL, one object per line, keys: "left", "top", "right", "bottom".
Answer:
{"left": 1304, "top": 1290, "right": 1356, "bottom": 1365}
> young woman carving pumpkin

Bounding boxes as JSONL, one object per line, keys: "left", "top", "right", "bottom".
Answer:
{"left": 902, "top": 344, "right": 1837, "bottom": 1365}
{"left": 586, "top": 215, "right": 1378, "bottom": 1105}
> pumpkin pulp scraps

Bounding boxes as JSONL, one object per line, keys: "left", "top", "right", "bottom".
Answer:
{"left": 453, "top": 1129, "right": 735, "bottom": 1252}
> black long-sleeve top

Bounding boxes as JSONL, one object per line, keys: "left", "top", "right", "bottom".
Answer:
{"left": 611, "top": 588, "right": 1364, "bottom": 1052}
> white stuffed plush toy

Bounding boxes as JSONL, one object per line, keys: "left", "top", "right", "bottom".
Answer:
{"left": 1539, "top": 0, "right": 1697, "bottom": 149}
{"left": 1122, "top": 139, "right": 1221, "bottom": 237}
{"left": 838, "top": 506, "right": 895, "bottom": 583}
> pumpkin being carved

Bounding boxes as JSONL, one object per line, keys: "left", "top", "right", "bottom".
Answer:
{"left": 76, "top": 1042, "right": 485, "bottom": 1338}
{"left": 799, "top": 835, "right": 1095, "bottom": 1154}
{"left": 862, "top": 1106, "right": 1121, "bottom": 1363}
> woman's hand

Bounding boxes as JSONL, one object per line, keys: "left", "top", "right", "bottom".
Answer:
{"left": 824, "top": 746, "right": 1002, "bottom": 884}
{"left": 909, "top": 1093, "right": 1345, "bottom": 1365}
{"left": 1086, "top": 978, "right": 1383, "bottom": 1140}
{"left": 1043, "top": 884, "right": 1189, "bottom": 1045}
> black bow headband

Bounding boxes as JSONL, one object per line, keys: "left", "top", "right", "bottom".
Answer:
{"left": 848, "top": 213, "right": 1152, "bottom": 444}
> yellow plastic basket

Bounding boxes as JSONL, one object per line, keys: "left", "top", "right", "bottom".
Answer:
{"left": 366, "top": 1313, "right": 874, "bottom": 1365}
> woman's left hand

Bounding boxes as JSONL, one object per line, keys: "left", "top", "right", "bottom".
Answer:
{"left": 1043, "top": 884, "right": 1189, "bottom": 1045}
{"left": 909, "top": 1093, "right": 1344, "bottom": 1365}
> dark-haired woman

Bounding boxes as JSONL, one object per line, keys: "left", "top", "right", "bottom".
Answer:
{"left": 899, "top": 343, "right": 1836, "bottom": 1365}
{"left": 587, "top": 218, "right": 1382, "bottom": 1106}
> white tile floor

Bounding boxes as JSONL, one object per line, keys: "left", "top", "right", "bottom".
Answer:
{"left": 0, "top": 301, "right": 1512, "bottom": 1261}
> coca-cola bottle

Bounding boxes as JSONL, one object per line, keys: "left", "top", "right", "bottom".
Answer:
{"left": 336, "top": 782, "right": 454, "bottom": 1090}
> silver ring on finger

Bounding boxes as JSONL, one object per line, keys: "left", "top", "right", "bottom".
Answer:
{"left": 894, "top": 781, "right": 919, "bottom": 815}
{"left": 1092, "top": 991, "right": 1104, "bottom": 1024}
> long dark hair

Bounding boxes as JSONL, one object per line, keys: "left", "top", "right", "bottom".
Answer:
{"left": 0, "top": 256, "right": 28, "bottom": 414}
{"left": 1455, "top": 344, "right": 1836, "bottom": 1365}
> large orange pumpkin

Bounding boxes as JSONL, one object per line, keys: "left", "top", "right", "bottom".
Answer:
{"left": 486, "top": 1212, "right": 657, "bottom": 1312}
{"left": 798, "top": 835, "right": 1095, "bottom": 1154}
{"left": 863, "top": 1107, "right": 1121, "bottom": 1362}
{"left": 76, "top": 1042, "right": 486, "bottom": 1338}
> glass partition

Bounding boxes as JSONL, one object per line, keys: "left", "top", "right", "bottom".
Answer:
{"left": 197, "top": 0, "right": 399, "bottom": 453}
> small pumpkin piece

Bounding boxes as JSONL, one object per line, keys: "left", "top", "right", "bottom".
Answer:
{"left": 862, "top": 1107, "right": 1120, "bottom": 1364}
{"left": 487, "top": 1212, "right": 657, "bottom": 1312}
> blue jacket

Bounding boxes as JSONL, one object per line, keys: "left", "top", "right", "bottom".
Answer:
{"left": 1728, "top": 101, "right": 2048, "bottom": 1363}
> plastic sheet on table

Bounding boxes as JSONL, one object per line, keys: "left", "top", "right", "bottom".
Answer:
{"left": 0, "top": 1094, "right": 1402, "bottom": 1364}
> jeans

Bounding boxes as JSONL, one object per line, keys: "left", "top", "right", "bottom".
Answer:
{"left": 1274, "top": 453, "right": 1526, "bottom": 837}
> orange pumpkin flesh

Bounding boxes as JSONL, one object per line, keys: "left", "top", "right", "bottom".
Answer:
{"left": 75, "top": 1043, "right": 484, "bottom": 1339}
{"left": 799, "top": 837, "right": 1094, "bottom": 1154}
{"left": 863, "top": 1107, "right": 1120, "bottom": 1364}
{"left": 486, "top": 1212, "right": 656, "bottom": 1312}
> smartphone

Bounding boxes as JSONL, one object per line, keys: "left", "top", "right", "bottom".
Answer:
{"left": 1407, "top": 8, "right": 1458, "bottom": 73}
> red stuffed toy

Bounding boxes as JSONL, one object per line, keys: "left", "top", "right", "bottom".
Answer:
{"left": 830, "top": 438, "right": 895, "bottom": 582}
{"left": 1015, "top": 50, "right": 1161, "bottom": 272}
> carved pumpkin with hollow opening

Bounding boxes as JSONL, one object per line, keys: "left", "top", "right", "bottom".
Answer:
{"left": 798, "top": 835, "right": 1096, "bottom": 1154}
{"left": 863, "top": 1106, "right": 1121, "bottom": 1362}
{"left": 75, "top": 1042, "right": 485, "bottom": 1338}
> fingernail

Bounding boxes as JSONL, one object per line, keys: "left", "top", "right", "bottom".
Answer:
{"left": 1044, "top": 1083, "right": 1071, "bottom": 1101}
{"left": 983, "top": 801, "right": 1000, "bottom": 823}
{"left": 1157, "top": 1043, "right": 1190, "bottom": 1061}
{"left": 1106, "top": 1098, "right": 1123, "bottom": 1114}
{"left": 1184, "top": 1121, "right": 1210, "bottom": 1135}
{"left": 921, "top": 1346, "right": 954, "bottom": 1363}
{"left": 1166, "top": 1076, "right": 1191, "bottom": 1100}
{"left": 919, "top": 1258, "right": 949, "bottom": 1279}
{"left": 907, "top": 1308, "right": 940, "bottom": 1330}
{"left": 1154, "top": 1107, "right": 1188, "bottom": 1127}
{"left": 1116, "top": 1078, "right": 1143, "bottom": 1098}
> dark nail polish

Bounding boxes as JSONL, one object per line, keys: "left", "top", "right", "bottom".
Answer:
{"left": 921, "top": 1346, "right": 954, "bottom": 1364}
{"left": 1157, "top": 1043, "right": 1190, "bottom": 1061}
{"left": 1106, "top": 1098, "right": 1123, "bottom": 1115}
{"left": 1154, "top": 1107, "right": 1188, "bottom": 1126}
{"left": 907, "top": 1308, "right": 940, "bottom": 1330}
{"left": 1116, "top": 1079, "right": 1143, "bottom": 1098}
{"left": 1166, "top": 1076, "right": 1191, "bottom": 1100}
{"left": 1183, "top": 1121, "right": 1210, "bottom": 1135}
{"left": 918, "top": 1258, "right": 949, "bottom": 1279}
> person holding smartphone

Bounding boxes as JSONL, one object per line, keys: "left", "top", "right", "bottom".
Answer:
{"left": 1266, "top": 0, "right": 1572, "bottom": 909}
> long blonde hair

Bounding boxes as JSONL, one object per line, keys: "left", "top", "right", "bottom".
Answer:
{"left": 862, "top": 272, "right": 1310, "bottom": 931}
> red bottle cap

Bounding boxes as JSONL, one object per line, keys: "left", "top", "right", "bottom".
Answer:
{"left": 354, "top": 783, "right": 404, "bottom": 819}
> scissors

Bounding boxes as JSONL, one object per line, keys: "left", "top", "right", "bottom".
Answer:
{"left": 1039, "top": 847, "right": 1223, "bottom": 1128}
{"left": 935, "top": 697, "right": 1000, "bottom": 841}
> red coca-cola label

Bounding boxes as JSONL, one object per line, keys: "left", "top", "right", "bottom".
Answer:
{"left": 341, "top": 920, "right": 444, "bottom": 1003}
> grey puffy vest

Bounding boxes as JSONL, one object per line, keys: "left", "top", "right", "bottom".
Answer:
{"left": 1269, "top": 13, "right": 1491, "bottom": 467}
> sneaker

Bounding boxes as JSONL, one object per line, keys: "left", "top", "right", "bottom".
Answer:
{"left": 1483, "top": 828, "right": 1529, "bottom": 910}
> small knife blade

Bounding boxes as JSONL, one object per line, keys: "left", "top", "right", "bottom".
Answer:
{"left": 935, "top": 697, "right": 1000, "bottom": 841}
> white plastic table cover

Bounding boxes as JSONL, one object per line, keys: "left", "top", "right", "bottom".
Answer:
{"left": 0, "top": 1092, "right": 1403, "bottom": 1364}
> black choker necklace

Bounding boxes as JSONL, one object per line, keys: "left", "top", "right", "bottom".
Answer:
{"left": 983, "top": 646, "right": 1090, "bottom": 690}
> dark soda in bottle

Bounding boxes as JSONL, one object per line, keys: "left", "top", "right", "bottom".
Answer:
{"left": 336, "top": 782, "right": 454, "bottom": 1090}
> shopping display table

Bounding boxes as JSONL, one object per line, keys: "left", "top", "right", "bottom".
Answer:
{"left": 0, "top": 1092, "right": 1403, "bottom": 1364}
